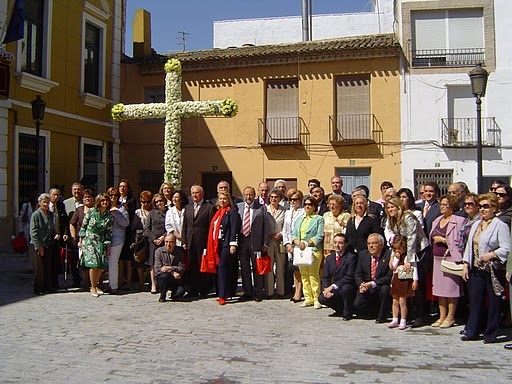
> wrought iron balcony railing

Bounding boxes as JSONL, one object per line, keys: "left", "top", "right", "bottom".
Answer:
{"left": 329, "top": 114, "right": 383, "bottom": 144}
{"left": 441, "top": 117, "right": 501, "bottom": 148}
{"left": 412, "top": 48, "right": 485, "bottom": 67}
{"left": 258, "top": 117, "right": 308, "bottom": 145}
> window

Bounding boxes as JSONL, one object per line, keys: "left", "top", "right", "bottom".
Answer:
{"left": 139, "top": 170, "right": 164, "bottom": 195}
{"left": 264, "top": 79, "right": 299, "bottom": 143}
{"left": 84, "top": 23, "right": 100, "bottom": 95}
{"left": 80, "top": 139, "right": 105, "bottom": 194}
{"left": 336, "top": 168, "right": 371, "bottom": 195}
{"left": 144, "top": 87, "right": 165, "bottom": 123}
{"left": 334, "top": 75, "right": 371, "bottom": 141}
{"left": 411, "top": 8, "right": 484, "bottom": 67}
{"left": 414, "top": 169, "right": 453, "bottom": 197}
{"left": 20, "top": 0, "right": 44, "bottom": 76}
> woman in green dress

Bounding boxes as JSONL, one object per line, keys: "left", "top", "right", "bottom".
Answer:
{"left": 79, "top": 193, "right": 114, "bottom": 297}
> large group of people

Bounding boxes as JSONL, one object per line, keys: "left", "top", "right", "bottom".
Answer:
{"left": 22, "top": 176, "right": 512, "bottom": 347}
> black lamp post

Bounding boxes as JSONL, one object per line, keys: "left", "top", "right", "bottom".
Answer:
{"left": 31, "top": 95, "right": 46, "bottom": 192}
{"left": 468, "top": 63, "right": 489, "bottom": 194}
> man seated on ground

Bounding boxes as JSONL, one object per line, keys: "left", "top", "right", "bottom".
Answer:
{"left": 154, "top": 234, "right": 186, "bottom": 303}
{"left": 353, "top": 233, "right": 392, "bottom": 323}
{"left": 318, "top": 233, "right": 357, "bottom": 320}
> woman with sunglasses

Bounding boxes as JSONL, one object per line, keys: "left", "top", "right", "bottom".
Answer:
{"left": 143, "top": 193, "right": 168, "bottom": 292}
{"left": 106, "top": 187, "right": 130, "bottom": 294}
{"left": 132, "top": 190, "right": 154, "bottom": 292}
{"left": 283, "top": 190, "right": 305, "bottom": 302}
{"left": 291, "top": 196, "right": 324, "bottom": 309}
{"left": 462, "top": 193, "right": 510, "bottom": 343}
{"left": 495, "top": 185, "right": 512, "bottom": 229}
{"left": 429, "top": 195, "right": 465, "bottom": 328}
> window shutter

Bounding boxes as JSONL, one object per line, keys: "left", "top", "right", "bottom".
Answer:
{"left": 448, "top": 8, "right": 484, "bottom": 49}
{"left": 265, "top": 80, "right": 299, "bottom": 143}
{"left": 412, "top": 10, "right": 447, "bottom": 51}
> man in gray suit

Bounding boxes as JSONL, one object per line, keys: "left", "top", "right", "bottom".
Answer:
{"left": 63, "top": 182, "right": 84, "bottom": 217}
{"left": 237, "top": 186, "right": 269, "bottom": 302}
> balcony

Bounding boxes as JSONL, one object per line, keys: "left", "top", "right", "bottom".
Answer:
{"left": 441, "top": 117, "right": 501, "bottom": 148}
{"left": 329, "top": 114, "right": 383, "bottom": 145}
{"left": 412, "top": 48, "right": 485, "bottom": 68}
{"left": 258, "top": 117, "right": 308, "bottom": 145}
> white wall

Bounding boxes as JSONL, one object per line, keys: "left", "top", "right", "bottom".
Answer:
{"left": 214, "top": 11, "right": 394, "bottom": 48}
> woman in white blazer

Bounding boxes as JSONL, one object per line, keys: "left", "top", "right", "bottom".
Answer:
{"left": 462, "top": 193, "right": 510, "bottom": 343}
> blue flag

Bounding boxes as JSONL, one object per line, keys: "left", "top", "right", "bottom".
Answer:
{"left": 3, "top": 0, "right": 25, "bottom": 44}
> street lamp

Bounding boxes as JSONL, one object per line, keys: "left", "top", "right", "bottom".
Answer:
{"left": 468, "top": 63, "right": 489, "bottom": 194}
{"left": 31, "top": 95, "right": 46, "bottom": 192}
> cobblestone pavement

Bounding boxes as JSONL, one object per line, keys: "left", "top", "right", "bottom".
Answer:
{"left": 1, "top": 250, "right": 512, "bottom": 383}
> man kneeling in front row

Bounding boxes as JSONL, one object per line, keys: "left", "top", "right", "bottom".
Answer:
{"left": 318, "top": 233, "right": 357, "bottom": 320}
{"left": 154, "top": 234, "right": 186, "bottom": 303}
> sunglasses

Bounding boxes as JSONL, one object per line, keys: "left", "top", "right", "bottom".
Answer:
{"left": 463, "top": 202, "right": 475, "bottom": 207}
{"left": 154, "top": 200, "right": 164, "bottom": 204}
{"left": 479, "top": 203, "right": 492, "bottom": 210}
{"left": 495, "top": 192, "right": 508, "bottom": 197}
{"left": 290, "top": 198, "right": 300, "bottom": 202}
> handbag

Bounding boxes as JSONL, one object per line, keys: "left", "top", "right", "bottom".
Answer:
{"left": 440, "top": 258, "right": 464, "bottom": 277}
{"left": 397, "top": 265, "right": 415, "bottom": 280}
{"left": 130, "top": 237, "right": 147, "bottom": 264}
{"left": 293, "top": 246, "right": 314, "bottom": 266}
{"left": 256, "top": 252, "right": 271, "bottom": 275}
{"left": 12, "top": 235, "right": 28, "bottom": 254}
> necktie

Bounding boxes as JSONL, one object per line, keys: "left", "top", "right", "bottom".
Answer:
{"left": 194, "top": 203, "right": 199, "bottom": 217}
{"left": 242, "top": 206, "right": 251, "bottom": 236}
{"left": 423, "top": 201, "right": 430, "bottom": 217}
{"left": 335, "top": 254, "right": 341, "bottom": 268}
{"left": 371, "top": 257, "right": 378, "bottom": 280}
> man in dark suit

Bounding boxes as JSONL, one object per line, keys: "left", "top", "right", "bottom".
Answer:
{"left": 353, "top": 233, "right": 392, "bottom": 323}
{"left": 318, "top": 233, "right": 357, "bottom": 320}
{"left": 448, "top": 182, "right": 468, "bottom": 218}
{"left": 49, "top": 188, "right": 69, "bottom": 291}
{"left": 237, "top": 186, "right": 269, "bottom": 302}
{"left": 182, "top": 184, "right": 216, "bottom": 298}
{"left": 326, "top": 176, "right": 353, "bottom": 211}
{"left": 418, "top": 181, "right": 441, "bottom": 236}
{"left": 210, "top": 180, "right": 243, "bottom": 206}
{"left": 311, "top": 186, "right": 328, "bottom": 216}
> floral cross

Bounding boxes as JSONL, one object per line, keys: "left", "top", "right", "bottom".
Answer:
{"left": 111, "top": 59, "right": 238, "bottom": 188}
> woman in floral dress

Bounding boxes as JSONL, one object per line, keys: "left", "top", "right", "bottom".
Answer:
{"left": 79, "top": 193, "right": 114, "bottom": 297}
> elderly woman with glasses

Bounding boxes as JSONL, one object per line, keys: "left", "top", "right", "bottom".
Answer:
{"left": 143, "top": 193, "right": 168, "bottom": 292}
{"left": 323, "top": 194, "right": 351, "bottom": 255}
{"left": 291, "top": 196, "right": 324, "bottom": 309}
{"left": 266, "top": 188, "right": 287, "bottom": 298}
{"left": 462, "top": 193, "right": 510, "bottom": 343}
{"left": 105, "top": 187, "right": 130, "bottom": 294}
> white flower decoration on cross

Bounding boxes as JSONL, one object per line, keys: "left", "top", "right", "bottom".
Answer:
{"left": 112, "top": 58, "right": 238, "bottom": 188}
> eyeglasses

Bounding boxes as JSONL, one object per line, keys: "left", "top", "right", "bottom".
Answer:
{"left": 495, "top": 192, "right": 508, "bottom": 197}
{"left": 154, "top": 200, "right": 164, "bottom": 204}
{"left": 479, "top": 203, "right": 492, "bottom": 210}
{"left": 303, "top": 203, "right": 313, "bottom": 206}
{"left": 141, "top": 201, "right": 151, "bottom": 204}
{"left": 290, "top": 198, "right": 300, "bottom": 202}
{"left": 463, "top": 202, "right": 475, "bottom": 207}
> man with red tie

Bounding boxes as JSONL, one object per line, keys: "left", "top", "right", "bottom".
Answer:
{"left": 318, "top": 233, "right": 357, "bottom": 320}
{"left": 353, "top": 233, "right": 393, "bottom": 323}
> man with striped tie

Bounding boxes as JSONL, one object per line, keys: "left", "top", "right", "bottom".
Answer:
{"left": 237, "top": 186, "right": 269, "bottom": 302}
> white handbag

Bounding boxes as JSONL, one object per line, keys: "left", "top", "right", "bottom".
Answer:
{"left": 293, "top": 246, "right": 314, "bottom": 266}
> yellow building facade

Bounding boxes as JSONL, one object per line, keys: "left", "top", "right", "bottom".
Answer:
{"left": 120, "top": 32, "right": 402, "bottom": 201}
{"left": 0, "top": 0, "right": 124, "bottom": 246}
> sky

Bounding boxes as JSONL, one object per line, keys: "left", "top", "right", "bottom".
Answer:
{"left": 124, "top": 0, "right": 374, "bottom": 56}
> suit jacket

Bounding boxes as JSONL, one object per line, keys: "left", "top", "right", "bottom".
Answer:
{"left": 345, "top": 215, "right": 382, "bottom": 253}
{"left": 50, "top": 200, "right": 69, "bottom": 238}
{"left": 368, "top": 200, "right": 384, "bottom": 218}
{"left": 355, "top": 249, "right": 392, "bottom": 287}
{"left": 464, "top": 218, "right": 510, "bottom": 267}
{"left": 153, "top": 245, "right": 186, "bottom": 276}
{"left": 430, "top": 214, "right": 465, "bottom": 262}
{"left": 30, "top": 208, "right": 55, "bottom": 249}
{"left": 63, "top": 197, "right": 83, "bottom": 218}
{"left": 419, "top": 200, "right": 441, "bottom": 236}
{"left": 291, "top": 214, "right": 324, "bottom": 252}
{"left": 182, "top": 200, "right": 216, "bottom": 258}
{"left": 220, "top": 206, "right": 241, "bottom": 247}
{"left": 237, "top": 201, "right": 268, "bottom": 250}
{"left": 321, "top": 249, "right": 357, "bottom": 291}
{"left": 267, "top": 204, "right": 286, "bottom": 241}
